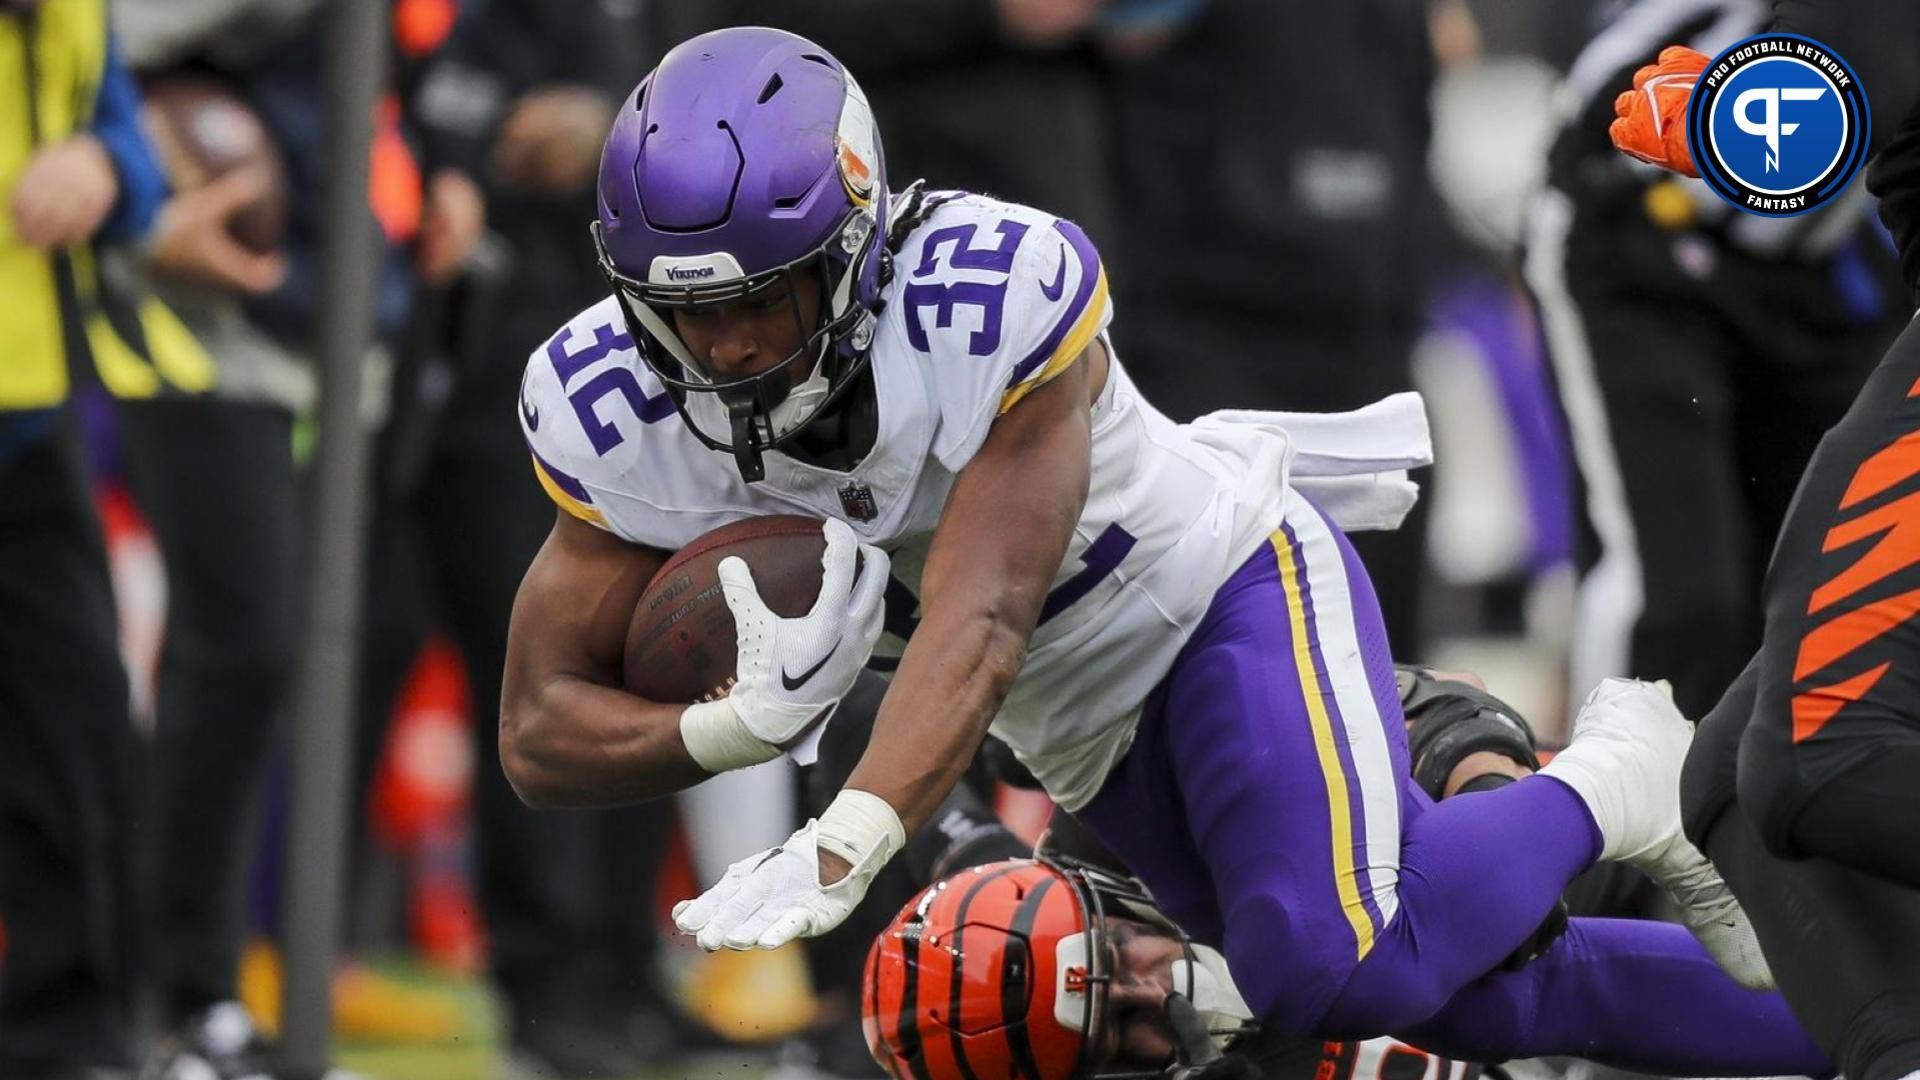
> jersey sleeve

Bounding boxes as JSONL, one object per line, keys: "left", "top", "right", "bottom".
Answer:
{"left": 920, "top": 199, "right": 1114, "bottom": 470}
{"left": 519, "top": 302, "right": 627, "bottom": 534}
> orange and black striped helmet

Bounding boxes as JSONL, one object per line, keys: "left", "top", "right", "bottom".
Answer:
{"left": 861, "top": 856, "right": 1183, "bottom": 1080}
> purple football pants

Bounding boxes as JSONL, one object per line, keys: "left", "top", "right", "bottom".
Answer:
{"left": 1076, "top": 499, "right": 1828, "bottom": 1076}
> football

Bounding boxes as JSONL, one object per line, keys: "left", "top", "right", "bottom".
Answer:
{"left": 140, "top": 73, "right": 290, "bottom": 254}
{"left": 623, "top": 516, "right": 828, "bottom": 704}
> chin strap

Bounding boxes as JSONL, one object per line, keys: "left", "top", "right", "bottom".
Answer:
{"left": 1169, "top": 944, "right": 1255, "bottom": 1051}
{"left": 727, "top": 396, "right": 767, "bottom": 482}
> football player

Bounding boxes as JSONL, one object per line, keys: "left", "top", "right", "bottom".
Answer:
{"left": 502, "top": 26, "right": 1825, "bottom": 1072}
{"left": 843, "top": 669, "right": 1530, "bottom": 1080}
{"left": 1611, "top": 8, "right": 1920, "bottom": 1080}
{"left": 865, "top": 846, "right": 1576, "bottom": 1080}
{"left": 845, "top": 668, "right": 1791, "bottom": 1080}
{"left": 865, "top": 852, "right": 1360, "bottom": 1080}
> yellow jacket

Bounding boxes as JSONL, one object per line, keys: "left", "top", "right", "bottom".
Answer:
{"left": 0, "top": 0, "right": 212, "bottom": 411}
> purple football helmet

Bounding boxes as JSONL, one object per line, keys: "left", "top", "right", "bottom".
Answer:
{"left": 594, "top": 27, "right": 890, "bottom": 482}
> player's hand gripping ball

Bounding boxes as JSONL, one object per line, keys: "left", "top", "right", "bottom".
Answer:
{"left": 1610, "top": 45, "right": 1709, "bottom": 176}
{"left": 624, "top": 516, "right": 888, "bottom": 749}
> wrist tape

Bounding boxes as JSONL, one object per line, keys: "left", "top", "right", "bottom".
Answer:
{"left": 679, "top": 699, "right": 782, "bottom": 773}
{"left": 818, "top": 788, "right": 907, "bottom": 877}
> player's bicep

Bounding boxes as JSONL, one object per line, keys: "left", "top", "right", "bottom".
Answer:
{"left": 926, "top": 345, "right": 1093, "bottom": 622}
{"left": 980, "top": 338, "right": 1095, "bottom": 484}
{"left": 507, "top": 511, "right": 665, "bottom": 692}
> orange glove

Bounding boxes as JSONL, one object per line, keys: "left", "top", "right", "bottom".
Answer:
{"left": 1609, "top": 45, "right": 1709, "bottom": 177}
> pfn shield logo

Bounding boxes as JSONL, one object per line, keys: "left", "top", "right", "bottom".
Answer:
{"left": 1688, "top": 34, "right": 1869, "bottom": 217}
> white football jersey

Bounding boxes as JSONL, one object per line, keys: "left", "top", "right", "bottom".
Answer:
{"left": 519, "top": 193, "right": 1304, "bottom": 808}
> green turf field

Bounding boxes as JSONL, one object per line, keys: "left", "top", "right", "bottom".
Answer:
{"left": 332, "top": 958, "right": 778, "bottom": 1080}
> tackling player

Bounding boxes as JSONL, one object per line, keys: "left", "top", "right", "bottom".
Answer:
{"left": 1611, "top": 7, "right": 1920, "bottom": 1080}
{"left": 501, "top": 26, "right": 1823, "bottom": 1071}
{"left": 843, "top": 669, "right": 1576, "bottom": 1080}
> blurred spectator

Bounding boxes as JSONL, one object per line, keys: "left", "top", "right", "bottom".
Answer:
{"left": 107, "top": 0, "right": 470, "bottom": 1073}
{"left": 1102, "top": 0, "right": 1442, "bottom": 651}
{"left": 1457, "top": 0, "right": 1596, "bottom": 71}
{"left": 384, "top": 2, "right": 705, "bottom": 1075}
{"left": 0, "top": 1, "right": 262, "bottom": 1075}
{"left": 679, "top": 0, "right": 1117, "bottom": 246}
{"left": 1525, "top": 0, "right": 1910, "bottom": 719}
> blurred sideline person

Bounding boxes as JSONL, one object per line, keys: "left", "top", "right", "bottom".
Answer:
{"left": 506, "top": 27, "right": 1818, "bottom": 1076}
{"left": 106, "top": 0, "right": 474, "bottom": 1074}
{"left": 1610, "top": 7, "right": 1920, "bottom": 1080}
{"left": 1102, "top": 0, "right": 1442, "bottom": 650}
{"left": 678, "top": 0, "right": 1117, "bottom": 247}
{"left": 1527, "top": 0, "right": 1908, "bottom": 721}
{"left": 110, "top": 7, "right": 297, "bottom": 1077}
{"left": 0, "top": 0, "right": 271, "bottom": 1075}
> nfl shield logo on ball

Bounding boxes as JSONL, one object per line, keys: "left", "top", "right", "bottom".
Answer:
{"left": 838, "top": 482, "right": 878, "bottom": 522}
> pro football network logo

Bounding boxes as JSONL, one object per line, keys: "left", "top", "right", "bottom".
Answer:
{"left": 1687, "top": 34, "right": 1869, "bottom": 217}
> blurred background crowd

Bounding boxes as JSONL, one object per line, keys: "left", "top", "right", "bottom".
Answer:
{"left": 0, "top": 0, "right": 1906, "bottom": 1078}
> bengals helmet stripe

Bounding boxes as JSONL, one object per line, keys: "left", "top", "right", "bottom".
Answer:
{"left": 1003, "top": 873, "right": 1061, "bottom": 1078}
{"left": 869, "top": 857, "right": 1197, "bottom": 1080}
{"left": 894, "top": 908, "right": 932, "bottom": 1080}
{"left": 945, "top": 863, "right": 1027, "bottom": 1080}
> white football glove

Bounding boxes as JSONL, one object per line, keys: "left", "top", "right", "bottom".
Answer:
{"left": 673, "top": 789, "right": 905, "bottom": 951}
{"left": 725, "top": 516, "right": 889, "bottom": 745}
{"left": 679, "top": 518, "right": 889, "bottom": 772}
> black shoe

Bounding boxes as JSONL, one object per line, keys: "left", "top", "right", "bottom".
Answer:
{"left": 769, "top": 1022, "right": 886, "bottom": 1080}
{"left": 625, "top": 997, "right": 747, "bottom": 1061}
{"left": 501, "top": 1014, "right": 649, "bottom": 1080}
{"left": 140, "top": 1002, "right": 274, "bottom": 1080}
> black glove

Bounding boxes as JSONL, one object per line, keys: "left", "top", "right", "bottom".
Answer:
{"left": 1396, "top": 665, "right": 1540, "bottom": 801}
{"left": 1164, "top": 993, "right": 1263, "bottom": 1080}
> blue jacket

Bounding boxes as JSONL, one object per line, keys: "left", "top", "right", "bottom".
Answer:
{"left": 93, "top": 31, "right": 167, "bottom": 244}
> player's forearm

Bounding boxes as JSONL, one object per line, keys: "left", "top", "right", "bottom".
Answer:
{"left": 499, "top": 673, "right": 709, "bottom": 809}
{"left": 844, "top": 360, "right": 1092, "bottom": 838}
{"left": 847, "top": 598, "right": 1036, "bottom": 836}
{"left": 846, "top": 487, "right": 1079, "bottom": 832}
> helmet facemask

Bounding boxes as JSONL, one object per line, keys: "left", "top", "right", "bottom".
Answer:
{"left": 1045, "top": 855, "right": 1256, "bottom": 1079}
{"left": 593, "top": 193, "right": 879, "bottom": 483}
{"left": 864, "top": 854, "right": 1257, "bottom": 1080}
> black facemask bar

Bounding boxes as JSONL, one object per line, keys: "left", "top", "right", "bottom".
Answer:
{"left": 592, "top": 216, "right": 877, "bottom": 482}
{"left": 1040, "top": 853, "right": 1256, "bottom": 1080}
